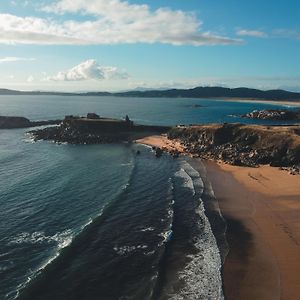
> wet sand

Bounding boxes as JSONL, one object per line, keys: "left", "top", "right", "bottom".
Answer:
{"left": 136, "top": 134, "right": 300, "bottom": 300}
{"left": 208, "top": 163, "right": 300, "bottom": 300}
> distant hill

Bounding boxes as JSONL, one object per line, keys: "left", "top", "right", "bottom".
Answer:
{"left": 114, "top": 87, "right": 300, "bottom": 101}
{"left": 1, "top": 87, "right": 300, "bottom": 101}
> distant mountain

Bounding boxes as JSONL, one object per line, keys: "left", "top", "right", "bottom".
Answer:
{"left": 1, "top": 87, "right": 300, "bottom": 101}
{"left": 0, "top": 88, "right": 110, "bottom": 96}
{"left": 114, "top": 87, "right": 300, "bottom": 101}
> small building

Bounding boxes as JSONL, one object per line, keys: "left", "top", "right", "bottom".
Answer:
{"left": 87, "top": 113, "right": 100, "bottom": 119}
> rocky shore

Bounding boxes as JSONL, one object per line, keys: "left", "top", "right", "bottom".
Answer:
{"left": 167, "top": 123, "right": 300, "bottom": 173}
{"left": 30, "top": 114, "right": 170, "bottom": 144}
{"left": 0, "top": 116, "right": 61, "bottom": 129}
{"left": 242, "top": 109, "right": 300, "bottom": 121}
{"left": 27, "top": 113, "right": 300, "bottom": 173}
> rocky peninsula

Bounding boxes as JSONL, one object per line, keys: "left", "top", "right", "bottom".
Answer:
{"left": 29, "top": 114, "right": 170, "bottom": 144}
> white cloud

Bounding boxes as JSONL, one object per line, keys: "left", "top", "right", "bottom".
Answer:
{"left": 47, "top": 59, "right": 129, "bottom": 81}
{"left": 236, "top": 29, "right": 267, "bottom": 38}
{"left": 27, "top": 75, "right": 34, "bottom": 82}
{"left": 0, "top": 56, "right": 35, "bottom": 63}
{"left": 0, "top": 0, "right": 241, "bottom": 46}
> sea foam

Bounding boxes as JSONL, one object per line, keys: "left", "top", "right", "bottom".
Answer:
{"left": 169, "top": 160, "right": 224, "bottom": 300}
{"left": 8, "top": 230, "right": 73, "bottom": 249}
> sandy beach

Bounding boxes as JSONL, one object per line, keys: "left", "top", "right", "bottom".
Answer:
{"left": 136, "top": 134, "right": 185, "bottom": 152}
{"left": 136, "top": 134, "right": 300, "bottom": 300}
{"left": 215, "top": 98, "right": 300, "bottom": 107}
{"left": 206, "top": 162, "right": 300, "bottom": 300}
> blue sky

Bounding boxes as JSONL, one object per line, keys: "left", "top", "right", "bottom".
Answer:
{"left": 0, "top": 0, "right": 299, "bottom": 92}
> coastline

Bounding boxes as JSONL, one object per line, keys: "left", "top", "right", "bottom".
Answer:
{"left": 136, "top": 135, "right": 300, "bottom": 300}
{"left": 215, "top": 97, "right": 300, "bottom": 107}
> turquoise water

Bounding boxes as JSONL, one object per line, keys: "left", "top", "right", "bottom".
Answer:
{"left": 0, "top": 96, "right": 296, "bottom": 299}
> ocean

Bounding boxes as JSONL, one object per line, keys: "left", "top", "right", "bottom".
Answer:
{"left": 0, "top": 96, "right": 295, "bottom": 299}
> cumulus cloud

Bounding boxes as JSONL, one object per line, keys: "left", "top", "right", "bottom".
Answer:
{"left": 236, "top": 29, "right": 267, "bottom": 38}
{"left": 0, "top": 56, "right": 35, "bottom": 63}
{"left": 0, "top": 0, "right": 241, "bottom": 46}
{"left": 47, "top": 59, "right": 129, "bottom": 81}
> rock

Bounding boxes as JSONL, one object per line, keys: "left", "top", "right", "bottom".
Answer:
{"left": 167, "top": 123, "right": 300, "bottom": 171}
{"left": 155, "top": 148, "right": 163, "bottom": 158}
{"left": 242, "top": 109, "right": 300, "bottom": 121}
{"left": 87, "top": 113, "right": 100, "bottom": 119}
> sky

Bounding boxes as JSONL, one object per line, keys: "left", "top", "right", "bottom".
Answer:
{"left": 0, "top": 0, "right": 299, "bottom": 92}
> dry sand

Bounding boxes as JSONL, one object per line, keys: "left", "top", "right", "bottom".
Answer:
{"left": 206, "top": 162, "right": 300, "bottom": 300}
{"left": 136, "top": 134, "right": 300, "bottom": 300}
{"left": 136, "top": 134, "right": 185, "bottom": 152}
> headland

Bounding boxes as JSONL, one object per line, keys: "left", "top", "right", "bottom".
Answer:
{"left": 29, "top": 113, "right": 170, "bottom": 144}
{"left": 0, "top": 116, "right": 61, "bottom": 129}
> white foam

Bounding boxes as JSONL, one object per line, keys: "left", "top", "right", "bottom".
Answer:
{"left": 140, "top": 227, "right": 155, "bottom": 232}
{"left": 23, "top": 132, "right": 40, "bottom": 144}
{"left": 183, "top": 161, "right": 205, "bottom": 194}
{"left": 8, "top": 230, "right": 73, "bottom": 249}
{"left": 166, "top": 199, "right": 224, "bottom": 300}
{"left": 168, "top": 160, "right": 224, "bottom": 300}
{"left": 113, "top": 244, "right": 148, "bottom": 256}
{"left": 11, "top": 229, "right": 74, "bottom": 300}
{"left": 175, "top": 168, "right": 195, "bottom": 195}
{"left": 120, "top": 162, "right": 133, "bottom": 167}
{"left": 159, "top": 230, "right": 173, "bottom": 244}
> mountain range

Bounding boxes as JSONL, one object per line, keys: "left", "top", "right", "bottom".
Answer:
{"left": 1, "top": 87, "right": 300, "bottom": 101}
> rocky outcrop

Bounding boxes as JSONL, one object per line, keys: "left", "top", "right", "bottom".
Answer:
{"left": 0, "top": 116, "right": 31, "bottom": 128}
{"left": 0, "top": 116, "right": 61, "bottom": 129}
{"left": 30, "top": 116, "right": 170, "bottom": 144}
{"left": 168, "top": 123, "right": 300, "bottom": 172}
{"left": 242, "top": 109, "right": 300, "bottom": 121}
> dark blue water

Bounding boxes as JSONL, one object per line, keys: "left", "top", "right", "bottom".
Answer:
{"left": 0, "top": 96, "right": 297, "bottom": 299}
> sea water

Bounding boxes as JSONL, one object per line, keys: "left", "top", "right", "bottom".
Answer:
{"left": 0, "top": 96, "right": 295, "bottom": 299}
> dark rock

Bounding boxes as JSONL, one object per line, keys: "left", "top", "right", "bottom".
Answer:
{"left": 242, "top": 109, "right": 300, "bottom": 121}
{"left": 0, "top": 116, "right": 31, "bottom": 128}
{"left": 168, "top": 123, "right": 300, "bottom": 170}
{"left": 87, "top": 113, "right": 100, "bottom": 119}
{"left": 0, "top": 116, "right": 61, "bottom": 129}
{"left": 155, "top": 148, "right": 163, "bottom": 158}
{"left": 29, "top": 115, "right": 171, "bottom": 145}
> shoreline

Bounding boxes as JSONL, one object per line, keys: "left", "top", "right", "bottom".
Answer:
{"left": 214, "top": 97, "right": 300, "bottom": 107}
{"left": 136, "top": 135, "right": 300, "bottom": 299}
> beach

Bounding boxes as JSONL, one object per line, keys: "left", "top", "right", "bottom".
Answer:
{"left": 206, "top": 162, "right": 300, "bottom": 300}
{"left": 216, "top": 98, "right": 300, "bottom": 107}
{"left": 137, "top": 135, "right": 300, "bottom": 300}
